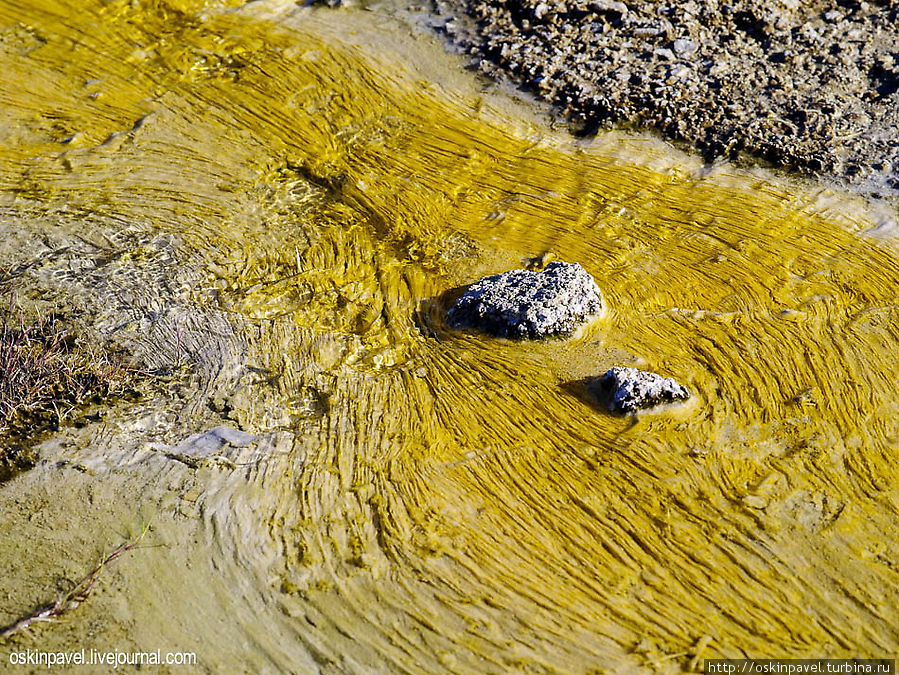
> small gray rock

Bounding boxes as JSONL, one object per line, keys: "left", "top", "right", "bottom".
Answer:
{"left": 653, "top": 47, "right": 676, "bottom": 61}
{"left": 173, "top": 426, "right": 258, "bottom": 458}
{"left": 588, "top": 0, "right": 628, "bottom": 17}
{"left": 446, "top": 261, "right": 603, "bottom": 338}
{"left": 673, "top": 38, "right": 697, "bottom": 57}
{"left": 595, "top": 366, "right": 689, "bottom": 413}
{"left": 533, "top": 2, "right": 550, "bottom": 19}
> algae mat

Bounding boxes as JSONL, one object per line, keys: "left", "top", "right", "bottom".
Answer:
{"left": 0, "top": 0, "right": 897, "bottom": 672}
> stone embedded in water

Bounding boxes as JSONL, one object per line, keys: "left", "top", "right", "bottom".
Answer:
{"left": 446, "top": 261, "right": 603, "bottom": 338}
{"left": 595, "top": 366, "right": 690, "bottom": 413}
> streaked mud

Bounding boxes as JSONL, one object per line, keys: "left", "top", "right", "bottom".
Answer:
{"left": 0, "top": 1, "right": 896, "bottom": 672}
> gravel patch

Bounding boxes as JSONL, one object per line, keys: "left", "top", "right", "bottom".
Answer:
{"left": 432, "top": 0, "right": 899, "bottom": 196}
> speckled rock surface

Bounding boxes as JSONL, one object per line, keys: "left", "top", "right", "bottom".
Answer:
{"left": 446, "top": 261, "right": 603, "bottom": 338}
{"left": 431, "top": 0, "right": 899, "bottom": 196}
{"left": 595, "top": 366, "right": 690, "bottom": 413}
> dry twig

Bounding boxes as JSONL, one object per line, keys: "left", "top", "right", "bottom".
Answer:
{"left": 0, "top": 524, "right": 151, "bottom": 639}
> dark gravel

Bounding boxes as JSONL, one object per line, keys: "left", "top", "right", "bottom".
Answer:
{"left": 431, "top": 0, "right": 899, "bottom": 196}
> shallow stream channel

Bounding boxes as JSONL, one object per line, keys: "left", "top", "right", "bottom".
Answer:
{"left": 0, "top": 0, "right": 897, "bottom": 672}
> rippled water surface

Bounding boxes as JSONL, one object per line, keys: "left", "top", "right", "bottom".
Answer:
{"left": 0, "top": 0, "right": 897, "bottom": 671}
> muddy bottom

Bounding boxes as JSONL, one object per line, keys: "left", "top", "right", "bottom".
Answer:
{"left": 0, "top": 0, "right": 897, "bottom": 672}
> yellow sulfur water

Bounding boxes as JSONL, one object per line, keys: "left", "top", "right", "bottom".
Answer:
{"left": 0, "top": 0, "right": 896, "bottom": 671}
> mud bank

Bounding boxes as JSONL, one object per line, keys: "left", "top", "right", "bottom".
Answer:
{"left": 432, "top": 0, "right": 899, "bottom": 196}
{"left": 0, "top": 0, "right": 897, "bottom": 672}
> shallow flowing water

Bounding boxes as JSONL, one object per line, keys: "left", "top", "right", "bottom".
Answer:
{"left": 0, "top": 0, "right": 897, "bottom": 672}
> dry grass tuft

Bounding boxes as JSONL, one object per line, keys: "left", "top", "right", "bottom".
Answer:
{"left": 0, "top": 297, "right": 137, "bottom": 438}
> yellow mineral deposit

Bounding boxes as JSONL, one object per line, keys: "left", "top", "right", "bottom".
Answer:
{"left": 0, "top": 0, "right": 896, "bottom": 672}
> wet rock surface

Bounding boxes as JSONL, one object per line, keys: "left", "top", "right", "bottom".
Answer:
{"left": 594, "top": 366, "right": 690, "bottom": 413}
{"left": 432, "top": 0, "right": 899, "bottom": 195}
{"left": 447, "top": 261, "right": 603, "bottom": 338}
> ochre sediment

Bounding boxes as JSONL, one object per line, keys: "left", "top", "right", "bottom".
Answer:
{"left": 0, "top": 1, "right": 897, "bottom": 671}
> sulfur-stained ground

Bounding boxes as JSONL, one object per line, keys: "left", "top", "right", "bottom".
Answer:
{"left": 0, "top": 1, "right": 896, "bottom": 672}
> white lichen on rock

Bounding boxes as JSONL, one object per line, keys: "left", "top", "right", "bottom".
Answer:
{"left": 446, "top": 261, "right": 603, "bottom": 338}
{"left": 595, "top": 366, "right": 690, "bottom": 413}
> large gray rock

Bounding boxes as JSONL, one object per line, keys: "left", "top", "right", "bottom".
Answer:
{"left": 594, "top": 367, "right": 690, "bottom": 414}
{"left": 446, "top": 261, "right": 603, "bottom": 338}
